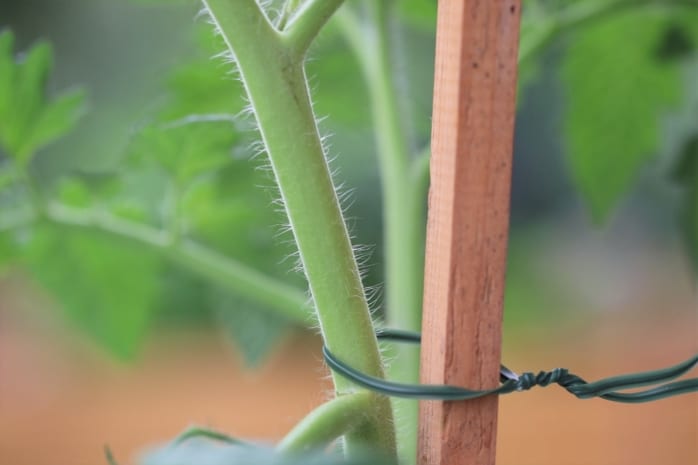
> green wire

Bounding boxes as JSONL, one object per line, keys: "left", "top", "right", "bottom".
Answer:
{"left": 323, "top": 329, "right": 698, "bottom": 403}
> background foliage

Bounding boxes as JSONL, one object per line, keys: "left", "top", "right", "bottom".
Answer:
{"left": 0, "top": 0, "right": 698, "bottom": 372}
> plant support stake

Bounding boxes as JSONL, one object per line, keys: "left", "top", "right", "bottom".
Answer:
{"left": 418, "top": 1, "right": 522, "bottom": 465}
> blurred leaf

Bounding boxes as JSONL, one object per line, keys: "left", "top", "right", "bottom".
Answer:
{"left": 181, "top": 178, "right": 260, "bottom": 250}
{"left": 24, "top": 226, "right": 162, "bottom": 359}
{"left": 12, "top": 41, "right": 52, "bottom": 146}
{"left": 56, "top": 177, "right": 93, "bottom": 208}
{"left": 562, "top": 11, "right": 697, "bottom": 221}
{"left": 397, "top": 0, "right": 437, "bottom": 31}
{"left": 54, "top": 169, "right": 157, "bottom": 223}
{"left": 155, "top": 267, "right": 211, "bottom": 325}
{"left": 162, "top": 26, "right": 246, "bottom": 120}
{"left": 309, "top": 36, "right": 371, "bottom": 128}
{"left": 25, "top": 89, "right": 87, "bottom": 156}
{"left": 0, "top": 30, "right": 16, "bottom": 120}
{"left": 519, "top": 8, "right": 557, "bottom": 93}
{"left": 107, "top": 166, "right": 170, "bottom": 223}
{"left": 141, "top": 442, "right": 396, "bottom": 465}
{"left": 0, "top": 30, "right": 87, "bottom": 162}
{"left": 127, "top": 118, "right": 241, "bottom": 186}
{"left": 210, "top": 287, "right": 289, "bottom": 367}
{"left": 181, "top": 166, "right": 301, "bottom": 282}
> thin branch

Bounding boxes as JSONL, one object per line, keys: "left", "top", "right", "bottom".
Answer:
{"left": 42, "top": 203, "right": 311, "bottom": 324}
{"left": 276, "top": 392, "right": 373, "bottom": 453}
{"left": 47, "top": 203, "right": 170, "bottom": 247}
{"left": 277, "top": 0, "right": 304, "bottom": 30}
{"left": 281, "top": 0, "right": 347, "bottom": 58}
{"left": 334, "top": 7, "right": 372, "bottom": 76}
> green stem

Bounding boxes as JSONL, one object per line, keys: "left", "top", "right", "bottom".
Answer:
{"left": 337, "top": 5, "right": 425, "bottom": 462}
{"left": 369, "top": 2, "right": 422, "bottom": 337}
{"left": 277, "top": 392, "right": 374, "bottom": 453}
{"left": 202, "top": 0, "right": 395, "bottom": 457}
{"left": 43, "top": 203, "right": 310, "bottom": 324}
{"left": 276, "top": 0, "right": 302, "bottom": 30}
{"left": 281, "top": 0, "right": 347, "bottom": 58}
{"left": 337, "top": 4, "right": 421, "bottom": 339}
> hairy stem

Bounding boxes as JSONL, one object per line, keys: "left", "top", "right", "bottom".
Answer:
{"left": 202, "top": 0, "right": 395, "bottom": 457}
{"left": 277, "top": 392, "right": 374, "bottom": 453}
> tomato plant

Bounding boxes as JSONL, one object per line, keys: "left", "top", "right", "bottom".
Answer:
{"left": 0, "top": 0, "right": 696, "bottom": 464}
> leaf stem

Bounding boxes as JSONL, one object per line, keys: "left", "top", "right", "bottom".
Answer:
{"left": 337, "top": 5, "right": 422, "bottom": 333}
{"left": 42, "top": 203, "right": 310, "bottom": 324}
{"left": 336, "top": 5, "right": 426, "bottom": 461}
{"left": 281, "top": 0, "right": 347, "bottom": 58}
{"left": 277, "top": 392, "right": 374, "bottom": 453}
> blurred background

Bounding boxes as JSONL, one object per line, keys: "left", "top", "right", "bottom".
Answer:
{"left": 0, "top": 1, "right": 696, "bottom": 464}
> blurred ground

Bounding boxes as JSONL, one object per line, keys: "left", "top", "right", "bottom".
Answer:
{"left": 1, "top": 292, "right": 695, "bottom": 465}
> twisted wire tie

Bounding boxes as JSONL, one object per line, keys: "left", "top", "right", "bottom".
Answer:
{"left": 322, "top": 329, "right": 698, "bottom": 403}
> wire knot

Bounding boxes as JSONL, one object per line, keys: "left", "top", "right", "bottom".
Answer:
{"left": 515, "top": 368, "right": 568, "bottom": 391}
{"left": 322, "top": 329, "right": 698, "bottom": 403}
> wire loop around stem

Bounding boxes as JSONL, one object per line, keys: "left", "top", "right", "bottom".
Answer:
{"left": 322, "top": 329, "right": 698, "bottom": 403}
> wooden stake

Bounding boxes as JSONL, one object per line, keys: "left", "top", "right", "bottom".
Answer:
{"left": 418, "top": 2, "right": 521, "bottom": 465}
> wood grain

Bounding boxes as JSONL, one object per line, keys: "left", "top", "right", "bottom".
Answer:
{"left": 417, "top": 1, "right": 521, "bottom": 465}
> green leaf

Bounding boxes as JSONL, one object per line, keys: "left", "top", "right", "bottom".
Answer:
{"left": 55, "top": 177, "right": 93, "bottom": 208}
{"left": 398, "top": 0, "right": 437, "bottom": 31}
{"left": 308, "top": 35, "right": 371, "bottom": 128}
{"left": 127, "top": 120, "right": 238, "bottom": 185}
{"left": 0, "top": 30, "right": 87, "bottom": 163}
{"left": 21, "top": 89, "right": 87, "bottom": 157}
{"left": 161, "top": 26, "right": 246, "bottom": 120}
{"left": 10, "top": 41, "right": 52, "bottom": 160}
{"left": 0, "top": 30, "right": 15, "bottom": 120}
{"left": 180, "top": 165, "right": 299, "bottom": 281}
{"left": 209, "top": 287, "right": 289, "bottom": 367}
{"left": 24, "top": 226, "right": 162, "bottom": 359}
{"left": 141, "top": 442, "right": 396, "bottom": 465}
{"left": 561, "top": 11, "right": 694, "bottom": 221}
